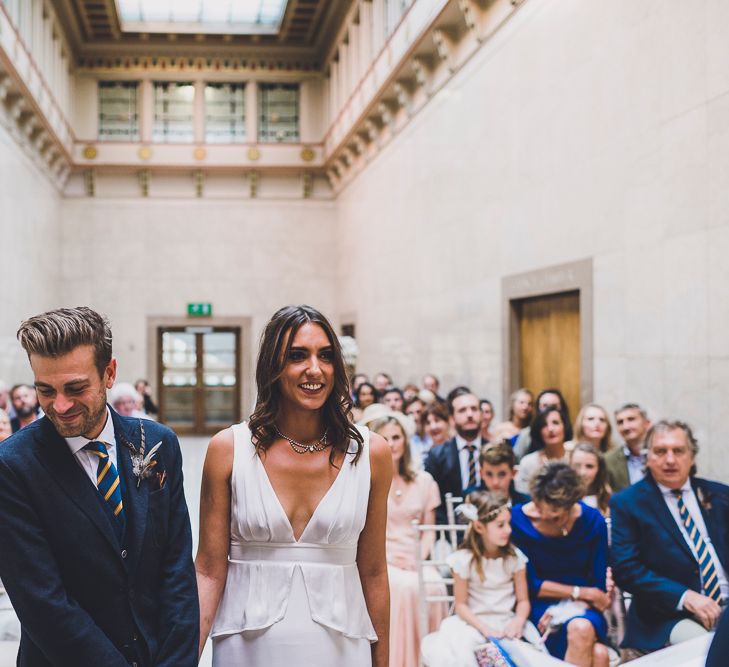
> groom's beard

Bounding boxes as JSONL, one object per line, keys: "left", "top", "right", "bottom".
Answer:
{"left": 44, "top": 389, "right": 107, "bottom": 438}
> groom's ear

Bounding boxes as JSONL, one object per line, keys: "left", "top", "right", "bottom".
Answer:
{"left": 103, "top": 358, "right": 117, "bottom": 390}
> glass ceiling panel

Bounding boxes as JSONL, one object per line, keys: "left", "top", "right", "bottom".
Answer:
{"left": 116, "top": 0, "right": 289, "bottom": 35}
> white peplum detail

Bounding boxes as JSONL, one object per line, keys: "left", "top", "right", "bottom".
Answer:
{"left": 210, "top": 422, "right": 377, "bottom": 642}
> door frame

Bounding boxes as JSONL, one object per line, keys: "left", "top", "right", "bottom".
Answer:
{"left": 146, "top": 315, "right": 252, "bottom": 434}
{"left": 501, "top": 258, "right": 593, "bottom": 415}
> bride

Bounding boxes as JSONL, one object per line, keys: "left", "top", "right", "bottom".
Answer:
{"left": 196, "top": 305, "right": 391, "bottom": 666}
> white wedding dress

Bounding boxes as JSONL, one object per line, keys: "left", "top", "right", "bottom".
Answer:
{"left": 211, "top": 422, "right": 377, "bottom": 666}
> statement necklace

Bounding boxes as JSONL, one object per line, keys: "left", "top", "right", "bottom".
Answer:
{"left": 275, "top": 425, "right": 329, "bottom": 454}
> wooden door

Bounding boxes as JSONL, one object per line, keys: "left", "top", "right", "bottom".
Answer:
{"left": 515, "top": 291, "right": 581, "bottom": 417}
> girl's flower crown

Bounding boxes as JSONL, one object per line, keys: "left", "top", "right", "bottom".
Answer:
{"left": 455, "top": 500, "right": 512, "bottom": 524}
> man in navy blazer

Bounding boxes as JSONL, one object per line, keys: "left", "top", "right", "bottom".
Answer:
{"left": 611, "top": 419, "right": 729, "bottom": 653}
{"left": 425, "top": 389, "right": 487, "bottom": 523}
{"left": 0, "top": 307, "right": 199, "bottom": 666}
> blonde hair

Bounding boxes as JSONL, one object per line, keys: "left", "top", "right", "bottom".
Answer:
{"left": 372, "top": 416, "right": 416, "bottom": 482}
{"left": 459, "top": 491, "right": 515, "bottom": 581}
{"left": 573, "top": 403, "right": 614, "bottom": 453}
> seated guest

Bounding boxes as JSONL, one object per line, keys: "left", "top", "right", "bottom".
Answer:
{"left": 570, "top": 404, "right": 614, "bottom": 453}
{"left": 425, "top": 389, "right": 488, "bottom": 523}
{"left": 611, "top": 420, "right": 729, "bottom": 653}
{"left": 513, "top": 388, "right": 573, "bottom": 461}
{"left": 605, "top": 403, "right": 651, "bottom": 492}
{"left": 382, "top": 386, "right": 405, "bottom": 413}
{"left": 422, "top": 401, "right": 450, "bottom": 448}
{"left": 422, "top": 373, "right": 445, "bottom": 403}
{"left": 405, "top": 396, "right": 431, "bottom": 468}
{"left": 0, "top": 409, "right": 11, "bottom": 443}
{"left": 134, "top": 378, "right": 159, "bottom": 416}
{"left": 373, "top": 371, "right": 392, "bottom": 399}
{"left": 471, "top": 441, "right": 530, "bottom": 505}
{"left": 512, "top": 463, "right": 610, "bottom": 666}
{"left": 403, "top": 383, "right": 420, "bottom": 402}
{"left": 570, "top": 443, "right": 612, "bottom": 517}
{"left": 479, "top": 398, "right": 496, "bottom": 442}
{"left": 9, "top": 384, "right": 40, "bottom": 433}
{"left": 109, "top": 382, "right": 146, "bottom": 418}
{"left": 373, "top": 413, "right": 447, "bottom": 667}
{"left": 493, "top": 388, "right": 534, "bottom": 448}
{"left": 351, "top": 380, "right": 376, "bottom": 422}
{"left": 515, "top": 407, "right": 569, "bottom": 495}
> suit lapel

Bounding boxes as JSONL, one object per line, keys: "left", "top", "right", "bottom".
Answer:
{"left": 643, "top": 475, "right": 695, "bottom": 562}
{"left": 112, "top": 411, "right": 149, "bottom": 569}
{"left": 447, "top": 439, "right": 463, "bottom": 492}
{"left": 34, "top": 418, "right": 120, "bottom": 555}
{"left": 617, "top": 450, "right": 630, "bottom": 490}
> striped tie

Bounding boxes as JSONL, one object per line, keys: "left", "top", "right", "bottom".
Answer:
{"left": 84, "top": 441, "right": 125, "bottom": 524}
{"left": 467, "top": 444, "right": 478, "bottom": 489}
{"left": 673, "top": 490, "right": 722, "bottom": 603}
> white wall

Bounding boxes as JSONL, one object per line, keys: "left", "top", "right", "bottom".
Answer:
{"left": 334, "top": 0, "right": 729, "bottom": 480}
{"left": 59, "top": 198, "right": 337, "bottom": 401}
{"left": 0, "top": 123, "right": 62, "bottom": 383}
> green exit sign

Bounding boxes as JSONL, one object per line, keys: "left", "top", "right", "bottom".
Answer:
{"left": 188, "top": 303, "right": 212, "bottom": 317}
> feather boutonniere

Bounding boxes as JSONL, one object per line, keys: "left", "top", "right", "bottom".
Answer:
{"left": 121, "top": 420, "right": 163, "bottom": 488}
{"left": 697, "top": 486, "right": 713, "bottom": 512}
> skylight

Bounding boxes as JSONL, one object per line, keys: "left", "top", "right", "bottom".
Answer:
{"left": 116, "top": 0, "right": 289, "bottom": 35}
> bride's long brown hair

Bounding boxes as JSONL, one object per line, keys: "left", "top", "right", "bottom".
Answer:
{"left": 248, "top": 305, "right": 364, "bottom": 465}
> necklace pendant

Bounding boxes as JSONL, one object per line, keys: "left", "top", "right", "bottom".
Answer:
{"left": 309, "top": 445, "right": 314, "bottom": 452}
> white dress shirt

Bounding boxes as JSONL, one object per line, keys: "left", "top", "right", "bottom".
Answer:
{"left": 455, "top": 434, "right": 482, "bottom": 491}
{"left": 64, "top": 407, "right": 118, "bottom": 488}
{"left": 657, "top": 479, "right": 729, "bottom": 607}
{"left": 624, "top": 445, "right": 646, "bottom": 485}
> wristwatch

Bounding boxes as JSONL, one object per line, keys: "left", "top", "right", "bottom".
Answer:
{"left": 571, "top": 585, "right": 581, "bottom": 601}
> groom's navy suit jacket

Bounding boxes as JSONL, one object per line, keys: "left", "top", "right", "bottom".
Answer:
{"left": 610, "top": 473, "right": 729, "bottom": 651}
{"left": 0, "top": 410, "right": 199, "bottom": 666}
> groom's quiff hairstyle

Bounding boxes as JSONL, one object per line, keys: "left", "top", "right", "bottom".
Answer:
{"left": 17, "top": 307, "right": 112, "bottom": 378}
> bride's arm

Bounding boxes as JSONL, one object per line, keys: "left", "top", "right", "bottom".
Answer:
{"left": 195, "top": 428, "right": 233, "bottom": 658}
{"left": 357, "top": 432, "right": 393, "bottom": 667}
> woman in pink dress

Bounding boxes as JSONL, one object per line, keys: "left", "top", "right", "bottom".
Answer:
{"left": 373, "top": 412, "right": 447, "bottom": 667}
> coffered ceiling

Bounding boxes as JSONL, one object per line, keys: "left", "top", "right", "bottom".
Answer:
{"left": 51, "top": 0, "right": 353, "bottom": 64}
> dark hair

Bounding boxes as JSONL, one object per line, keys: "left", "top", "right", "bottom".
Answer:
{"left": 480, "top": 440, "right": 516, "bottom": 469}
{"left": 446, "top": 386, "right": 474, "bottom": 415}
{"left": 248, "top": 305, "right": 364, "bottom": 465}
{"left": 383, "top": 387, "right": 404, "bottom": 401}
{"left": 404, "top": 396, "right": 424, "bottom": 411}
{"left": 10, "top": 383, "right": 34, "bottom": 398}
{"left": 570, "top": 442, "right": 612, "bottom": 514}
{"left": 354, "top": 381, "right": 376, "bottom": 408}
{"left": 528, "top": 406, "right": 568, "bottom": 453}
{"left": 422, "top": 401, "right": 449, "bottom": 427}
{"left": 458, "top": 491, "right": 515, "bottom": 581}
{"left": 529, "top": 461, "right": 583, "bottom": 509}
{"left": 536, "top": 388, "right": 572, "bottom": 429}
{"left": 480, "top": 398, "right": 493, "bottom": 411}
{"left": 17, "top": 306, "right": 113, "bottom": 378}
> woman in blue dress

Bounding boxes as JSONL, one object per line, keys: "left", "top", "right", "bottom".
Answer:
{"left": 511, "top": 461, "right": 610, "bottom": 667}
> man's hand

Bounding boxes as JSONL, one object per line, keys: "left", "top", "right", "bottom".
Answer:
{"left": 683, "top": 590, "right": 722, "bottom": 630}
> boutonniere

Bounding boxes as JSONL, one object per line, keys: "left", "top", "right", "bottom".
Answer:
{"left": 121, "top": 420, "right": 163, "bottom": 488}
{"left": 697, "top": 486, "right": 713, "bottom": 512}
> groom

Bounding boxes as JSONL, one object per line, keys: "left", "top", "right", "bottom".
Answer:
{"left": 0, "top": 307, "right": 199, "bottom": 666}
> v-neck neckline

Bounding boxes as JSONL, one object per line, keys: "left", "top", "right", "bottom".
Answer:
{"left": 257, "top": 451, "right": 348, "bottom": 542}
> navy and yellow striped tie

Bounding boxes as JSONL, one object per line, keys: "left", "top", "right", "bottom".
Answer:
{"left": 673, "top": 490, "right": 722, "bottom": 603}
{"left": 84, "top": 441, "right": 125, "bottom": 523}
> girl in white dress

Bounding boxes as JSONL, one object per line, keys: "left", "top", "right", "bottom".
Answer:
{"left": 195, "top": 305, "right": 392, "bottom": 667}
{"left": 421, "top": 492, "right": 540, "bottom": 667}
